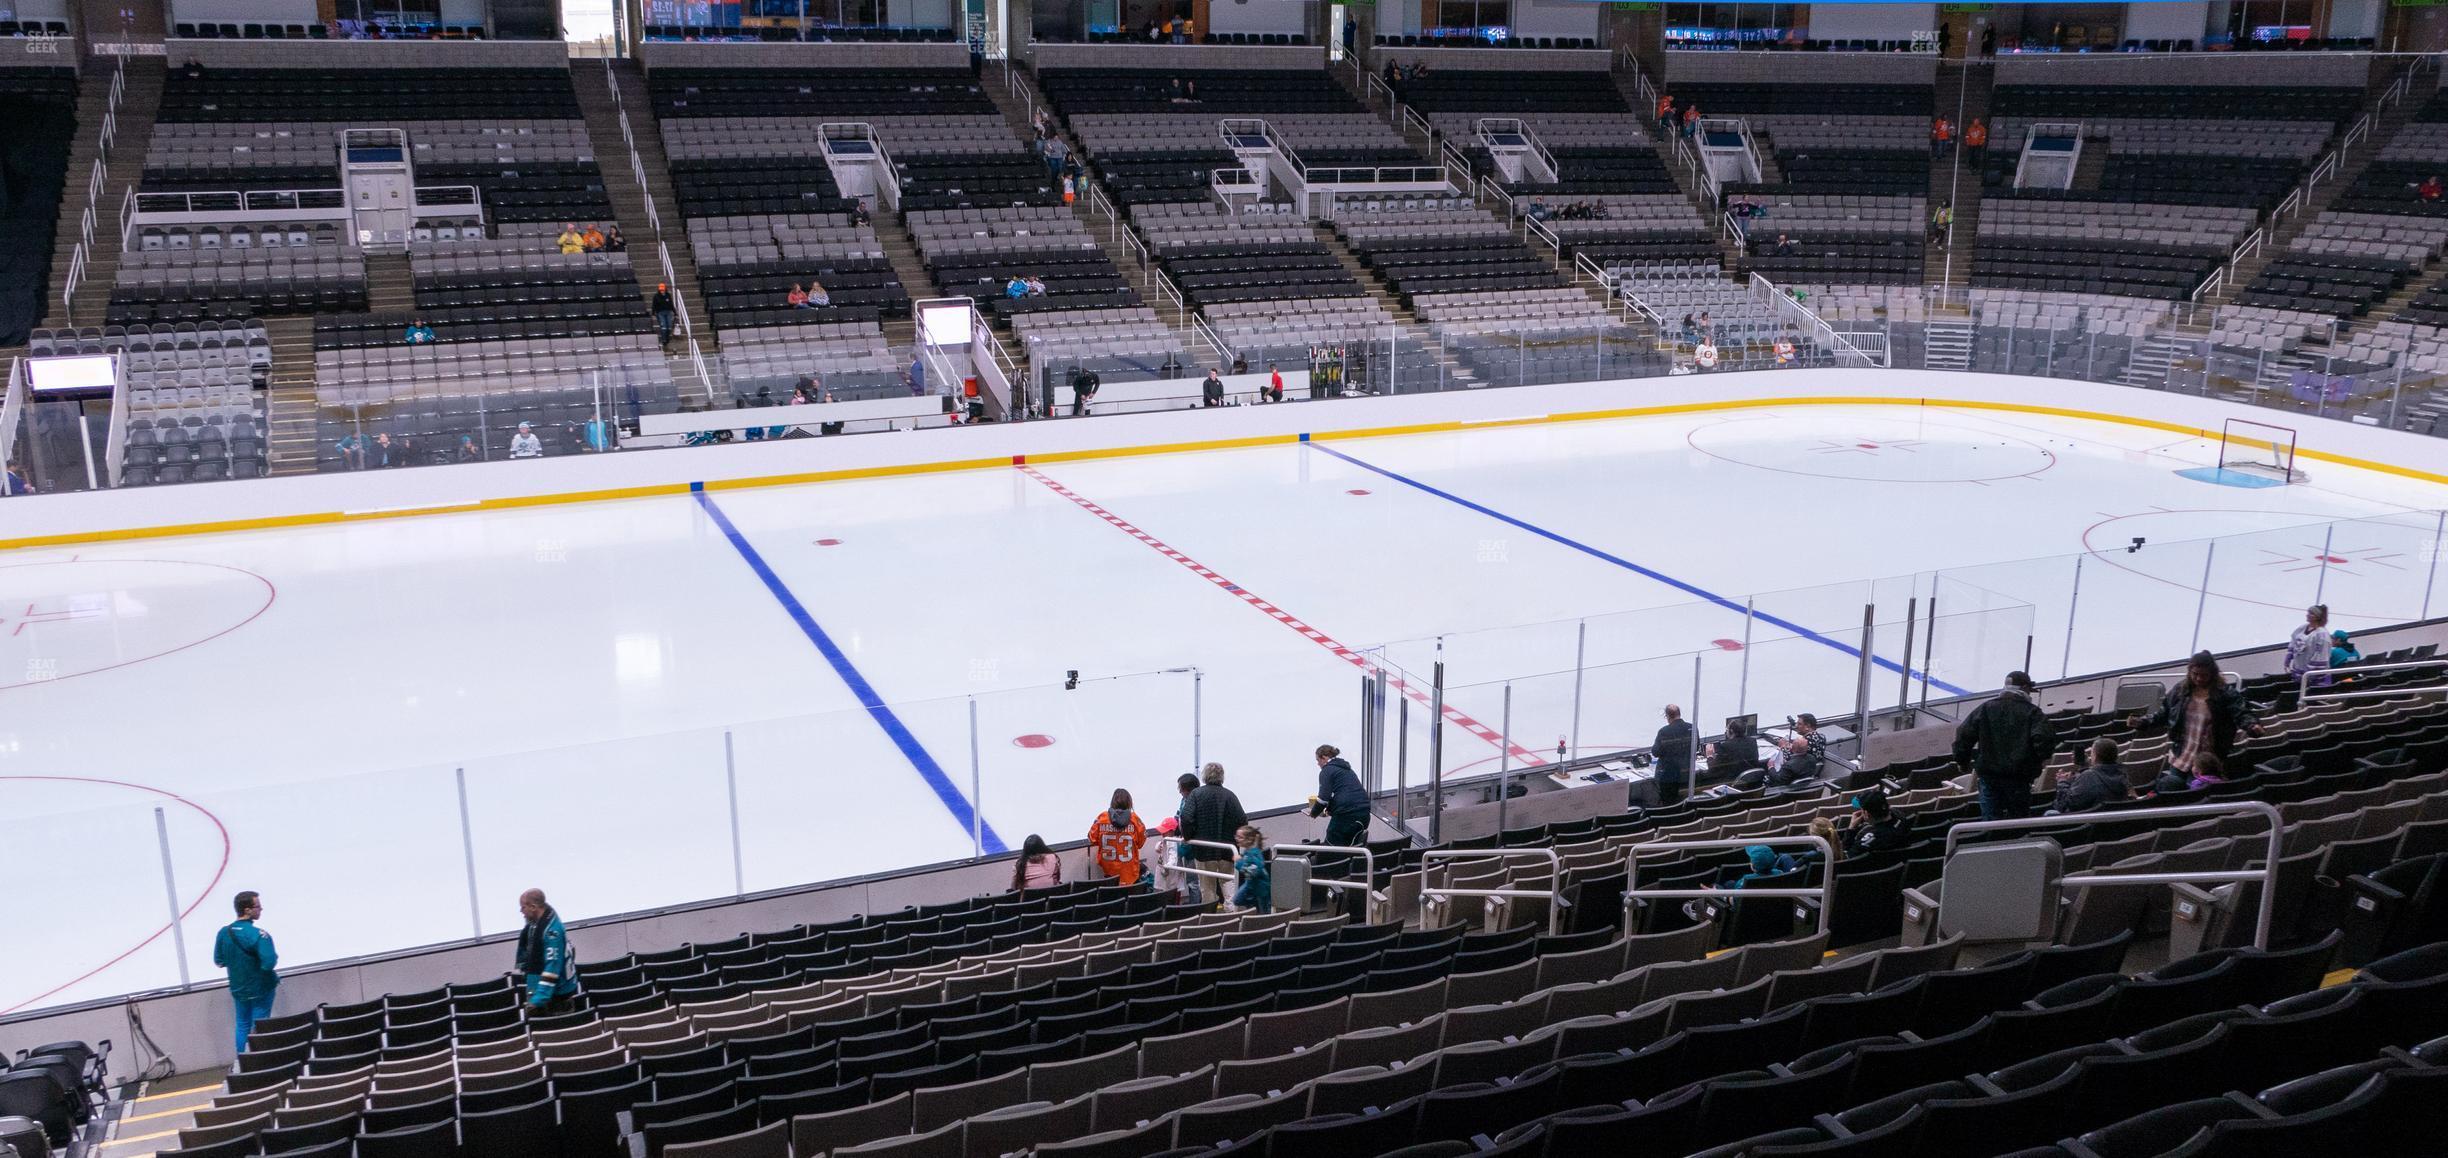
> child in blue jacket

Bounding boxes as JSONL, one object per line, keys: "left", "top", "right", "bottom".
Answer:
{"left": 1231, "top": 825, "right": 1271, "bottom": 913}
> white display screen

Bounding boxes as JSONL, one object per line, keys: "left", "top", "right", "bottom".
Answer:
{"left": 919, "top": 302, "right": 973, "bottom": 348}
{"left": 26, "top": 354, "right": 118, "bottom": 396}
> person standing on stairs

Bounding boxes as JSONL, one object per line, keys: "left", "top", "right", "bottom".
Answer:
{"left": 1964, "top": 119, "right": 1988, "bottom": 165}
{"left": 652, "top": 282, "right": 674, "bottom": 351}
{"left": 214, "top": 890, "right": 279, "bottom": 1052}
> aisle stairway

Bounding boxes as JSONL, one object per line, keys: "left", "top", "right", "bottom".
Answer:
{"left": 570, "top": 57, "right": 713, "bottom": 399}
{"left": 2205, "top": 56, "right": 2435, "bottom": 307}
{"left": 40, "top": 56, "right": 163, "bottom": 331}
{"left": 1926, "top": 59, "right": 1994, "bottom": 291}
{"left": 1608, "top": 61, "right": 1740, "bottom": 273}
{"left": 985, "top": 63, "right": 1211, "bottom": 377}
{"left": 262, "top": 317, "right": 319, "bottom": 475}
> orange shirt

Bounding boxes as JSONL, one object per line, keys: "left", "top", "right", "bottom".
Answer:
{"left": 1089, "top": 811, "right": 1147, "bottom": 884}
{"left": 1966, "top": 121, "right": 1988, "bottom": 147}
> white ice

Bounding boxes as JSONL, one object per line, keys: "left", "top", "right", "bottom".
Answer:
{"left": 3, "top": 403, "right": 2444, "bottom": 1013}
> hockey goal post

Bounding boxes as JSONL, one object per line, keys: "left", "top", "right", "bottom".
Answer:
{"left": 2217, "top": 418, "right": 2303, "bottom": 483}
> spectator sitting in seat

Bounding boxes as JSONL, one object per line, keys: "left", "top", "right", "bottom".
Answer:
{"left": 2051, "top": 737, "right": 2131, "bottom": 814}
{"left": 457, "top": 434, "right": 479, "bottom": 462}
{"left": 1526, "top": 199, "right": 1551, "bottom": 222}
{"left": 1012, "top": 833, "right": 1061, "bottom": 890}
{"left": 1772, "top": 713, "right": 1828, "bottom": 783}
{"left": 2330, "top": 630, "right": 2360, "bottom": 668}
{"left": 334, "top": 432, "right": 364, "bottom": 470}
{"left": 604, "top": 226, "right": 626, "bottom": 253}
{"left": 2152, "top": 751, "right": 2227, "bottom": 795}
{"left": 404, "top": 317, "right": 435, "bottom": 344}
{"left": 2420, "top": 174, "right": 2442, "bottom": 203}
{"left": 1006, "top": 276, "right": 1029, "bottom": 300}
{"left": 371, "top": 431, "right": 408, "bottom": 468}
{"left": 1025, "top": 276, "right": 1047, "bottom": 296}
{"left": 556, "top": 223, "right": 585, "bottom": 255}
{"left": 1840, "top": 788, "right": 1911, "bottom": 855}
{"left": 1808, "top": 817, "right": 1843, "bottom": 862}
{"left": 509, "top": 422, "right": 543, "bottom": 459}
{"left": 1703, "top": 717, "right": 1761, "bottom": 780}
{"left": 581, "top": 224, "right": 607, "bottom": 252}
{"left": 808, "top": 279, "right": 831, "bottom": 308}
{"left": 1682, "top": 843, "right": 1800, "bottom": 920}
{"left": 787, "top": 283, "right": 809, "bottom": 309}
{"left": 1770, "top": 233, "right": 1796, "bottom": 257}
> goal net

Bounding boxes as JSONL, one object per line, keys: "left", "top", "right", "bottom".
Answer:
{"left": 2217, "top": 418, "right": 2302, "bottom": 483}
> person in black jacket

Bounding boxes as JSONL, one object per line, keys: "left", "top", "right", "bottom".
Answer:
{"left": 651, "top": 282, "right": 675, "bottom": 351}
{"left": 1953, "top": 670, "right": 2059, "bottom": 821}
{"left": 2144, "top": 650, "right": 2262, "bottom": 780}
{"left": 1652, "top": 704, "right": 1694, "bottom": 805}
{"left": 1309, "top": 744, "right": 1370, "bottom": 845}
{"left": 1840, "top": 788, "right": 1911, "bottom": 856}
{"left": 2050, "top": 737, "right": 2132, "bottom": 815}
{"left": 1182, "top": 762, "right": 1248, "bottom": 899}
{"left": 1201, "top": 369, "right": 1225, "bottom": 408}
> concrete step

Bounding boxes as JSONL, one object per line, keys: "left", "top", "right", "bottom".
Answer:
{"left": 41, "top": 58, "right": 165, "bottom": 331}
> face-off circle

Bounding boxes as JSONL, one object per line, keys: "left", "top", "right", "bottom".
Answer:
{"left": 1685, "top": 414, "right": 2057, "bottom": 484}
{"left": 0, "top": 559, "right": 275, "bottom": 691}
{"left": 2080, "top": 509, "right": 2426, "bottom": 623}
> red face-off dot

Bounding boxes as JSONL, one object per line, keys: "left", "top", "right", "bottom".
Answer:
{"left": 814, "top": 538, "right": 843, "bottom": 546}
{"left": 1012, "top": 734, "right": 1056, "bottom": 749}
{"left": 1346, "top": 489, "right": 1372, "bottom": 496}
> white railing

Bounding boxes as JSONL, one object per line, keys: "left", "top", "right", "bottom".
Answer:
{"left": 1003, "top": 63, "right": 1038, "bottom": 133}
{"left": 1943, "top": 803, "right": 2282, "bottom": 948}
{"left": 1623, "top": 835, "right": 1836, "bottom": 937}
{"left": 1152, "top": 267, "right": 1188, "bottom": 327}
{"left": 1524, "top": 213, "right": 1559, "bottom": 254}
{"left": 1122, "top": 225, "right": 1151, "bottom": 280}
{"left": 1671, "top": 132, "right": 1719, "bottom": 206}
{"left": 119, "top": 184, "right": 137, "bottom": 251}
{"left": 1211, "top": 166, "right": 1263, "bottom": 210}
{"left": 1421, "top": 848, "right": 1563, "bottom": 937}
{"left": 1400, "top": 105, "right": 1434, "bottom": 144}
{"left": 1191, "top": 315, "right": 1232, "bottom": 365}
{"left": 1438, "top": 140, "right": 1473, "bottom": 198}
{"left": 1755, "top": 272, "right": 1881, "bottom": 367}
{"left": 61, "top": 53, "right": 133, "bottom": 325}
{"left": 1481, "top": 177, "right": 1514, "bottom": 221}
{"left": 0, "top": 357, "right": 22, "bottom": 487}
{"left": 2193, "top": 266, "right": 2226, "bottom": 304}
{"left": 1573, "top": 251, "right": 1613, "bottom": 289}
{"left": 2300, "top": 659, "right": 2448, "bottom": 704}
{"left": 1088, "top": 180, "right": 1119, "bottom": 241}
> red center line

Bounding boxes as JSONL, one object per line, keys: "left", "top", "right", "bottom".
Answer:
{"left": 1017, "top": 464, "right": 1546, "bottom": 768}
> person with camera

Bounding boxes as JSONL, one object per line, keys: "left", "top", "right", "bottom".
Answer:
{"left": 2050, "top": 737, "right": 2131, "bottom": 815}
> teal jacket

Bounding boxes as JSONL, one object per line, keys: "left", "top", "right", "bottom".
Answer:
{"left": 213, "top": 918, "right": 279, "bottom": 1002}
{"left": 518, "top": 909, "right": 579, "bottom": 1007}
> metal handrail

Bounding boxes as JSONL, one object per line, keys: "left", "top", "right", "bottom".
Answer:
{"left": 1524, "top": 213, "right": 1559, "bottom": 253}
{"left": 1152, "top": 267, "right": 1187, "bottom": 326}
{"left": 1943, "top": 801, "right": 2282, "bottom": 948}
{"left": 1573, "top": 251, "right": 1613, "bottom": 289}
{"left": 1192, "top": 315, "right": 1234, "bottom": 365}
{"left": 1479, "top": 176, "right": 1514, "bottom": 218}
{"left": 1421, "top": 848, "right": 1565, "bottom": 937}
{"left": 2300, "top": 658, "right": 2448, "bottom": 703}
{"left": 1176, "top": 839, "right": 1242, "bottom": 885}
{"left": 1087, "top": 180, "right": 1118, "bottom": 241}
{"left": 1271, "top": 843, "right": 1377, "bottom": 894}
{"left": 1401, "top": 105, "right": 1434, "bottom": 143}
{"left": 1623, "top": 835, "right": 1836, "bottom": 936}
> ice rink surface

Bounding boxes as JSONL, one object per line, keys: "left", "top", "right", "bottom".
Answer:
{"left": 6, "top": 402, "right": 2447, "bottom": 1012}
